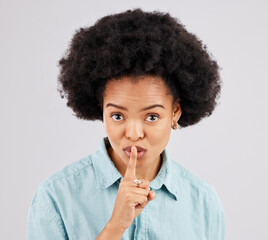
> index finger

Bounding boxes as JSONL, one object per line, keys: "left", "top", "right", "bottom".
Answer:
{"left": 124, "top": 146, "right": 137, "bottom": 179}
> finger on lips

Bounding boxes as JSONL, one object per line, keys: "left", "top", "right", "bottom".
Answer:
{"left": 124, "top": 146, "right": 137, "bottom": 179}
{"left": 123, "top": 146, "right": 152, "bottom": 197}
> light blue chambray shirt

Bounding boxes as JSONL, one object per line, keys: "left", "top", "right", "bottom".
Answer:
{"left": 27, "top": 136, "right": 225, "bottom": 240}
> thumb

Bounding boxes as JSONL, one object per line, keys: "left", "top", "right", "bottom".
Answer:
{"left": 148, "top": 191, "right": 156, "bottom": 201}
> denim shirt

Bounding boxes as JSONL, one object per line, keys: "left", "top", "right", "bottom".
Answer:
{"left": 27, "top": 136, "right": 225, "bottom": 240}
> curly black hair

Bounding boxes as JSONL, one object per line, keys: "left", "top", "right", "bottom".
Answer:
{"left": 57, "top": 8, "right": 222, "bottom": 128}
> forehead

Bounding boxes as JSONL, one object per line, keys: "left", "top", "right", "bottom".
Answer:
{"left": 103, "top": 75, "right": 171, "bottom": 101}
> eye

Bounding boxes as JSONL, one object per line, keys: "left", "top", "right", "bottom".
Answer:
{"left": 146, "top": 114, "right": 159, "bottom": 122}
{"left": 110, "top": 113, "right": 159, "bottom": 122}
{"left": 111, "top": 113, "right": 124, "bottom": 121}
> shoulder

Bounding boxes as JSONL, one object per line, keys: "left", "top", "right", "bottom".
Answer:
{"left": 42, "top": 155, "right": 93, "bottom": 186}
{"left": 40, "top": 155, "right": 93, "bottom": 188}
{"left": 170, "top": 159, "right": 222, "bottom": 203}
{"left": 169, "top": 160, "right": 225, "bottom": 238}
{"left": 30, "top": 154, "right": 94, "bottom": 204}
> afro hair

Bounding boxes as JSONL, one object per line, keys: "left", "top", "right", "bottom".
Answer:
{"left": 57, "top": 8, "right": 222, "bottom": 128}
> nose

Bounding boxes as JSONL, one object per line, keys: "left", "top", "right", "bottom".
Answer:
{"left": 125, "top": 120, "right": 144, "bottom": 141}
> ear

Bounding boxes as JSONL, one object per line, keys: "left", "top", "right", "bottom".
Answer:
{"left": 172, "top": 98, "right": 182, "bottom": 122}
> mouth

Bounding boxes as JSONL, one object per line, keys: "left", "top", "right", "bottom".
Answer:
{"left": 124, "top": 149, "right": 146, "bottom": 159}
{"left": 123, "top": 145, "right": 147, "bottom": 152}
{"left": 123, "top": 146, "right": 147, "bottom": 160}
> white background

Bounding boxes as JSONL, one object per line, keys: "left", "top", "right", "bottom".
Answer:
{"left": 1, "top": 0, "right": 268, "bottom": 239}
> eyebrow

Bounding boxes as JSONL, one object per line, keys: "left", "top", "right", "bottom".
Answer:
{"left": 105, "top": 103, "right": 165, "bottom": 111}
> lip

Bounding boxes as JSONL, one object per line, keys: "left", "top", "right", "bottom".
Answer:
{"left": 124, "top": 150, "right": 146, "bottom": 160}
{"left": 123, "top": 146, "right": 147, "bottom": 152}
{"left": 123, "top": 145, "right": 147, "bottom": 160}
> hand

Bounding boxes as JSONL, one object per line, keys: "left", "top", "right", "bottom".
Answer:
{"left": 109, "top": 146, "right": 156, "bottom": 231}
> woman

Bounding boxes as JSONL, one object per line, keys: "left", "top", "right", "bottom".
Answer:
{"left": 27, "top": 8, "right": 225, "bottom": 240}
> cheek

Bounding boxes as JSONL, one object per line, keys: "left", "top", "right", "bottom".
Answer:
{"left": 104, "top": 121, "right": 123, "bottom": 136}
{"left": 103, "top": 116, "right": 124, "bottom": 144}
{"left": 148, "top": 120, "right": 171, "bottom": 144}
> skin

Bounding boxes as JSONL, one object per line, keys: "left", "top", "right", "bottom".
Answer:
{"left": 102, "top": 75, "right": 182, "bottom": 182}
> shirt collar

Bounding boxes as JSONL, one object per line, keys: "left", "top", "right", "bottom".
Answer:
{"left": 91, "top": 137, "right": 179, "bottom": 201}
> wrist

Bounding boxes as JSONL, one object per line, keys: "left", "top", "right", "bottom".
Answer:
{"left": 107, "top": 219, "right": 126, "bottom": 236}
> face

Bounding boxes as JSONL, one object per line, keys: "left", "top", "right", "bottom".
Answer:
{"left": 102, "top": 75, "right": 182, "bottom": 172}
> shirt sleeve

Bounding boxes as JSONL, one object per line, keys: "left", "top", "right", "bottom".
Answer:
{"left": 27, "top": 186, "right": 68, "bottom": 240}
{"left": 209, "top": 189, "right": 226, "bottom": 240}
